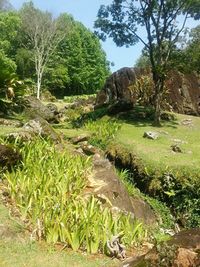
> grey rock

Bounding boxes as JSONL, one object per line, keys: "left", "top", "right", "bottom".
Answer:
{"left": 143, "top": 131, "right": 159, "bottom": 140}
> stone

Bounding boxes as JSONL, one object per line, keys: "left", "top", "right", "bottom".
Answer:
{"left": 0, "top": 144, "right": 22, "bottom": 169}
{"left": 96, "top": 67, "right": 200, "bottom": 116}
{"left": 0, "top": 118, "right": 22, "bottom": 127}
{"left": 131, "top": 197, "right": 157, "bottom": 225}
{"left": 16, "top": 96, "right": 59, "bottom": 123}
{"left": 84, "top": 156, "right": 136, "bottom": 215}
{"left": 46, "top": 103, "right": 59, "bottom": 115}
{"left": 7, "top": 118, "right": 61, "bottom": 143}
{"left": 181, "top": 118, "right": 193, "bottom": 126}
{"left": 71, "top": 134, "right": 90, "bottom": 144}
{"left": 143, "top": 131, "right": 159, "bottom": 140}
{"left": 120, "top": 228, "right": 200, "bottom": 267}
{"left": 171, "top": 144, "right": 182, "bottom": 153}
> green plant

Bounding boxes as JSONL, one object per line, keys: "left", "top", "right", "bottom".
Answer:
{"left": 84, "top": 118, "right": 121, "bottom": 149}
{"left": 3, "top": 139, "right": 146, "bottom": 254}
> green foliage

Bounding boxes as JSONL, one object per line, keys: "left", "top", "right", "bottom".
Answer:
{"left": 48, "top": 16, "right": 110, "bottom": 96}
{"left": 63, "top": 94, "right": 96, "bottom": 103}
{"left": 4, "top": 139, "right": 146, "bottom": 254}
{"left": 0, "top": 11, "right": 21, "bottom": 89}
{"left": 0, "top": 50, "right": 16, "bottom": 89}
{"left": 116, "top": 169, "right": 174, "bottom": 229}
{"left": 129, "top": 75, "right": 154, "bottom": 106}
{"left": 84, "top": 117, "right": 121, "bottom": 149}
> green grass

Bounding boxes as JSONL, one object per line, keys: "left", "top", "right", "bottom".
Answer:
{"left": 0, "top": 126, "right": 21, "bottom": 137}
{"left": 116, "top": 113, "right": 200, "bottom": 170}
{"left": 0, "top": 203, "right": 119, "bottom": 267}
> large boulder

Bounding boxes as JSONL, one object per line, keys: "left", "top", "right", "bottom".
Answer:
{"left": 7, "top": 117, "right": 61, "bottom": 143}
{"left": 16, "top": 96, "right": 60, "bottom": 123}
{"left": 96, "top": 67, "right": 200, "bottom": 116}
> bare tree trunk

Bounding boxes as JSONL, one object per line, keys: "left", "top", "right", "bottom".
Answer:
{"left": 36, "top": 71, "right": 42, "bottom": 99}
{"left": 152, "top": 71, "right": 165, "bottom": 126}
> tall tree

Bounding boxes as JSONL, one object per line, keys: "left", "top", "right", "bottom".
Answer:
{"left": 95, "top": 0, "right": 200, "bottom": 124}
{"left": 44, "top": 15, "right": 110, "bottom": 96}
{"left": 20, "top": 2, "right": 69, "bottom": 99}
{"left": 0, "top": 9, "right": 21, "bottom": 92}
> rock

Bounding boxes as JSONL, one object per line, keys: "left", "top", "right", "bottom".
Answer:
{"left": 0, "top": 144, "right": 22, "bottom": 169}
{"left": 143, "top": 131, "right": 159, "bottom": 140}
{"left": 131, "top": 197, "right": 157, "bottom": 225}
{"left": 46, "top": 103, "right": 59, "bottom": 115}
{"left": 71, "top": 134, "right": 90, "bottom": 144}
{"left": 23, "top": 120, "right": 43, "bottom": 135}
{"left": 181, "top": 118, "right": 193, "bottom": 126}
{"left": 0, "top": 118, "right": 22, "bottom": 127}
{"left": 6, "top": 131, "right": 35, "bottom": 142}
{"left": 96, "top": 67, "right": 200, "bottom": 116}
{"left": 171, "top": 144, "right": 182, "bottom": 153}
{"left": 85, "top": 156, "right": 136, "bottom": 215}
{"left": 16, "top": 96, "right": 59, "bottom": 123}
{"left": 7, "top": 118, "right": 61, "bottom": 143}
{"left": 81, "top": 144, "right": 100, "bottom": 156}
{"left": 121, "top": 228, "right": 200, "bottom": 267}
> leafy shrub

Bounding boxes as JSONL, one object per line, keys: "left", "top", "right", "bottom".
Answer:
{"left": 128, "top": 75, "right": 154, "bottom": 106}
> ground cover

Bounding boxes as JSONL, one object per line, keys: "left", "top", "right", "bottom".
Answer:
{"left": 0, "top": 203, "right": 119, "bottom": 267}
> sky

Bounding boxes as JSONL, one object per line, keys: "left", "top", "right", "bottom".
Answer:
{"left": 10, "top": 0, "right": 199, "bottom": 73}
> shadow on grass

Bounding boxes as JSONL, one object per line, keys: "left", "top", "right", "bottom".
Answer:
{"left": 116, "top": 106, "right": 179, "bottom": 129}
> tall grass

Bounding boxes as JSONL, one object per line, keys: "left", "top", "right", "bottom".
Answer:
{"left": 4, "top": 139, "right": 146, "bottom": 253}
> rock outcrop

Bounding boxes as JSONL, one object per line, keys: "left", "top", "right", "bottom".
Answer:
{"left": 121, "top": 228, "right": 200, "bottom": 267}
{"left": 96, "top": 67, "right": 200, "bottom": 116}
{"left": 16, "top": 96, "right": 60, "bottom": 123}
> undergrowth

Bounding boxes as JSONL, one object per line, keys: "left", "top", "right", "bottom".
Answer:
{"left": 3, "top": 139, "right": 146, "bottom": 254}
{"left": 84, "top": 117, "right": 121, "bottom": 149}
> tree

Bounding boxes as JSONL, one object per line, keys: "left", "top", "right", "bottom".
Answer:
{"left": 44, "top": 14, "right": 110, "bottom": 96}
{"left": 95, "top": 0, "right": 200, "bottom": 124}
{"left": 0, "top": 9, "right": 21, "bottom": 94}
{"left": 20, "top": 2, "right": 69, "bottom": 99}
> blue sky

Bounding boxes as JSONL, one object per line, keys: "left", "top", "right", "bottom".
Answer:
{"left": 10, "top": 0, "right": 199, "bottom": 72}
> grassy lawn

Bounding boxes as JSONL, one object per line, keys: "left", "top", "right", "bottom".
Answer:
{"left": 116, "top": 113, "right": 200, "bottom": 171}
{"left": 0, "top": 203, "right": 119, "bottom": 267}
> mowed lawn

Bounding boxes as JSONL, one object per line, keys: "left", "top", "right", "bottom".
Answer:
{"left": 116, "top": 113, "right": 200, "bottom": 171}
